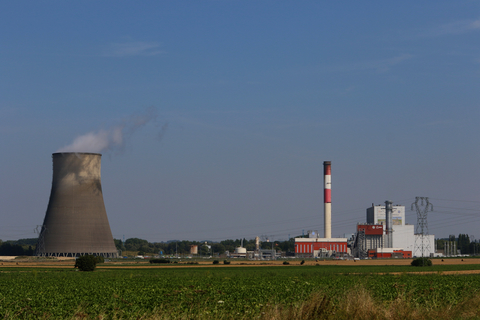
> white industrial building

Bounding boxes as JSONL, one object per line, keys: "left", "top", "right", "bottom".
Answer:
{"left": 353, "top": 203, "right": 435, "bottom": 258}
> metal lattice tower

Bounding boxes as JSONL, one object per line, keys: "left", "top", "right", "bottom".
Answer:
{"left": 34, "top": 225, "right": 46, "bottom": 257}
{"left": 411, "top": 197, "right": 433, "bottom": 259}
{"left": 354, "top": 229, "right": 367, "bottom": 259}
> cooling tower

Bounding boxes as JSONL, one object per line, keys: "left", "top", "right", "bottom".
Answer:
{"left": 36, "top": 152, "right": 118, "bottom": 258}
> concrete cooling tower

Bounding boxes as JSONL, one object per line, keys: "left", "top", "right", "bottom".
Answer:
{"left": 36, "top": 152, "right": 118, "bottom": 258}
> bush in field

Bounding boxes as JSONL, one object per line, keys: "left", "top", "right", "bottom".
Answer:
{"left": 301, "top": 260, "right": 305, "bottom": 265}
{"left": 95, "top": 256, "right": 105, "bottom": 264}
{"left": 150, "top": 258, "right": 171, "bottom": 264}
{"left": 283, "top": 261, "right": 290, "bottom": 265}
{"left": 411, "top": 257, "right": 432, "bottom": 267}
{"left": 74, "top": 255, "right": 97, "bottom": 271}
{"left": 213, "top": 260, "right": 219, "bottom": 264}
{"left": 223, "top": 260, "right": 230, "bottom": 265}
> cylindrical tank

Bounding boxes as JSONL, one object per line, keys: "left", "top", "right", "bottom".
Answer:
{"left": 234, "top": 247, "right": 247, "bottom": 254}
{"left": 190, "top": 245, "right": 198, "bottom": 254}
{"left": 36, "top": 152, "right": 118, "bottom": 258}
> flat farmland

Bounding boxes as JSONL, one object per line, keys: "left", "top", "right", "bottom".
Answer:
{"left": 1, "top": 258, "right": 480, "bottom": 319}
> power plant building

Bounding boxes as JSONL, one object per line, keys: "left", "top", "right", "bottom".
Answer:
{"left": 36, "top": 153, "right": 118, "bottom": 258}
{"left": 295, "top": 237, "right": 348, "bottom": 258}
{"left": 366, "top": 204, "right": 415, "bottom": 252}
{"left": 353, "top": 203, "right": 435, "bottom": 258}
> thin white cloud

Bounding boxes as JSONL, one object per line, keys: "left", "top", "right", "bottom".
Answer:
{"left": 424, "top": 120, "right": 456, "bottom": 127}
{"left": 420, "top": 19, "right": 480, "bottom": 37}
{"left": 327, "top": 54, "right": 414, "bottom": 74}
{"left": 102, "top": 41, "right": 164, "bottom": 57}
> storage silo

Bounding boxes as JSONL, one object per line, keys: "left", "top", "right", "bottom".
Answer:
{"left": 36, "top": 152, "right": 118, "bottom": 258}
{"left": 190, "top": 245, "right": 198, "bottom": 255}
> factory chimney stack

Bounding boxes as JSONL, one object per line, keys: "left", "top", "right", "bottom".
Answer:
{"left": 385, "top": 200, "right": 393, "bottom": 248}
{"left": 323, "top": 161, "right": 332, "bottom": 239}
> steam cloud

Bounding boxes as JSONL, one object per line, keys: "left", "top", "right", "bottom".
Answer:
{"left": 57, "top": 107, "right": 167, "bottom": 153}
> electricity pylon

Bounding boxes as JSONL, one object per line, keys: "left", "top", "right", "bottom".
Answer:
{"left": 412, "top": 197, "right": 433, "bottom": 261}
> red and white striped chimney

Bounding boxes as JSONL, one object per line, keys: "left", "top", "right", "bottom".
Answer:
{"left": 323, "top": 161, "right": 332, "bottom": 238}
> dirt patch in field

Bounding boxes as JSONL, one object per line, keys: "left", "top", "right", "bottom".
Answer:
{"left": 101, "top": 258, "right": 480, "bottom": 271}
{"left": 1, "top": 257, "right": 479, "bottom": 273}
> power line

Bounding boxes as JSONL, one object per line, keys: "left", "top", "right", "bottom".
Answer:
{"left": 429, "top": 198, "right": 480, "bottom": 204}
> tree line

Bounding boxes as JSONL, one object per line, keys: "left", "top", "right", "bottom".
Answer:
{"left": 114, "top": 237, "right": 296, "bottom": 256}
{"left": 436, "top": 234, "right": 480, "bottom": 255}
{"left": 0, "top": 239, "right": 36, "bottom": 256}
{"left": 3, "top": 233, "right": 480, "bottom": 257}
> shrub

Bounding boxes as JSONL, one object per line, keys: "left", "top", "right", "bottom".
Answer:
{"left": 213, "top": 260, "right": 219, "bottom": 265}
{"left": 74, "top": 255, "right": 97, "bottom": 271}
{"left": 411, "top": 257, "right": 432, "bottom": 267}
{"left": 95, "top": 256, "right": 105, "bottom": 264}
{"left": 150, "top": 258, "right": 171, "bottom": 264}
{"left": 301, "top": 260, "right": 305, "bottom": 265}
{"left": 223, "top": 260, "right": 231, "bottom": 265}
{"left": 283, "top": 261, "right": 290, "bottom": 265}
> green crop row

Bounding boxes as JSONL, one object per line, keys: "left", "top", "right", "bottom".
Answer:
{"left": 1, "top": 266, "right": 479, "bottom": 319}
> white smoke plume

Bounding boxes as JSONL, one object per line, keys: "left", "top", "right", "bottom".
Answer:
{"left": 57, "top": 107, "right": 167, "bottom": 153}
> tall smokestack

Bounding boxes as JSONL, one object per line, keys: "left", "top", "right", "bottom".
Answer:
{"left": 324, "top": 161, "right": 332, "bottom": 239}
{"left": 36, "top": 153, "right": 118, "bottom": 258}
{"left": 385, "top": 200, "right": 393, "bottom": 248}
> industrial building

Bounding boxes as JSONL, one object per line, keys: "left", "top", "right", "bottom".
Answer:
{"left": 295, "top": 236, "right": 348, "bottom": 258}
{"left": 36, "top": 153, "right": 118, "bottom": 258}
{"left": 368, "top": 248, "right": 412, "bottom": 259}
{"left": 352, "top": 202, "right": 435, "bottom": 258}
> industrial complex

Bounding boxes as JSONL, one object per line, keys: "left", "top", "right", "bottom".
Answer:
{"left": 32, "top": 153, "right": 436, "bottom": 260}
{"left": 293, "top": 161, "right": 436, "bottom": 259}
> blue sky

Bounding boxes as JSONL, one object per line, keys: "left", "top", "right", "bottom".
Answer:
{"left": 1, "top": 1, "right": 480, "bottom": 242}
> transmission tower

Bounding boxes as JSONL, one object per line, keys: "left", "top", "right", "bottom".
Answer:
{"left": 471, "top": 235, "right": 476, "bottom": 256}
{"left": 34, "top": 225, "right": 46, "bottom": 257}
{"left": 354, "top": 229, "right": 367, "bottom": 259}
{"left": 411, "top": 197, "right": 433, "bottom": 259}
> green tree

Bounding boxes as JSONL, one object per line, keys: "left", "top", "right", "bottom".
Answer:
{"left": 212, "top": 243, "right": 226, "bottom": 255}
{"left": 411, "top": 257, "right": 432, "bottom": 267}
{"left": 125, "top": 238, "right": 149, "bottom": 251}
{"left": 200, "top": 245, "right": 210, "bottom": 256}
{"left": 458, "top": 234, "right": 470, "bottom": 254}
{"left": 114, "top": 239, "right": 126, "bottom": 251}
{"left": 74, "top": 255, "right": 97, "bottom": 271}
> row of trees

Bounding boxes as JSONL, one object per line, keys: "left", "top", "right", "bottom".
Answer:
{"left": 114, "top": 237, "right": 296, "bottom": 255}
{"left": 5, "top": 233, "right": 480, "bottom": 257}
{"left": 436, "top": 234, "right": 480, "bottom": 255}
{"left": 0, "top": 237, "right": 296, "bottom": 257}
{"left": 0, "top": 239, "right": 36, "bottom": 256}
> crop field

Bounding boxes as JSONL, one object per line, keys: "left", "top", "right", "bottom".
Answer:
{"left": 1, "top": 262, "right": 480, "bottom": 319}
